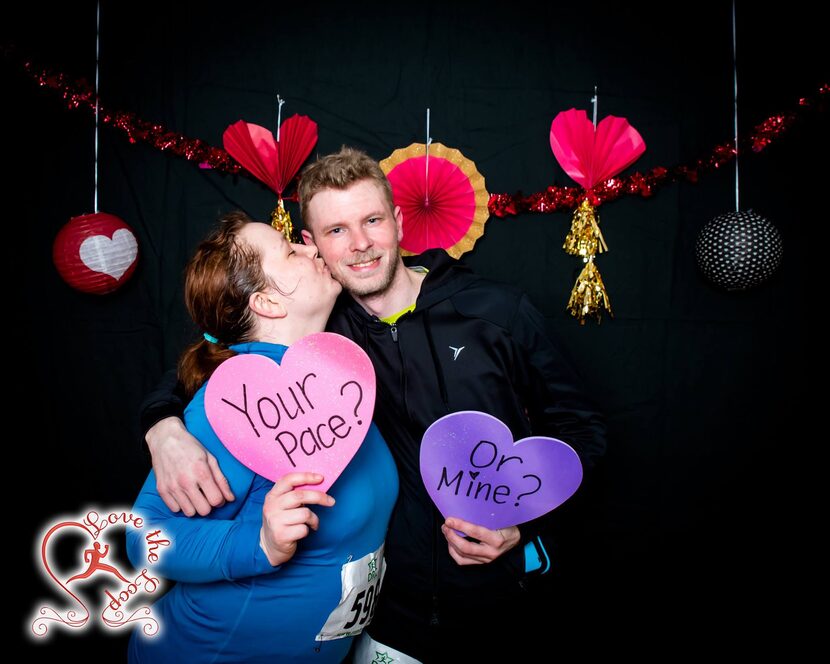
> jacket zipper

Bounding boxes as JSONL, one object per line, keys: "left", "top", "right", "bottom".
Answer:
{"left": 389, "top": 323, "right": 411, "bottom": 419}
{"left": 390, "top": 320, "right": 437, "bottom": 628}
{"left": 389, "top": 323, "right": 439, "bottom": 627}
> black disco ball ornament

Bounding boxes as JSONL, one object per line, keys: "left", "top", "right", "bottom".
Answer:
{"left": 695, "top": 210, "right": 783, "bottom": 290}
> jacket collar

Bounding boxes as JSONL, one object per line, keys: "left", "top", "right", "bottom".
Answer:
{"left": 334, "top": 249, "right": 479, "bottom": 326}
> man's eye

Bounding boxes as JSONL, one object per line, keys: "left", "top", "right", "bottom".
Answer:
{"left": 330, "top": 227, "right": 343, "bottom": 235}
{"left": 367, "top": 218, "right": 379, "bottom": 225}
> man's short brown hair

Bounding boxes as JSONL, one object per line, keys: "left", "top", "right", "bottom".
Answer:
{"left": 298, "top": 147, "right": 394, "bottom": 229}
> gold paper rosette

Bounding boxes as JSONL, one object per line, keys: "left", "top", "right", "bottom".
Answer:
{"left": 380, "top": 143, "right": 489, "bottom": 258}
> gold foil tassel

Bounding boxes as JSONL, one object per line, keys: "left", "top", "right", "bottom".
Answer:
{"left": 563, "top": 199, "right": 608, "bottom": 258}
{"left": 566, "top": 257, "right": 613, "bottom": 325}
{"left": 270, "top": 198, "right": 294, "bottom": 242}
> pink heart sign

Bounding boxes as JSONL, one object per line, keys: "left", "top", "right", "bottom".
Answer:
{"left": 205, "top": 332, "right": 376, "bottom": 492}
{"left": 420, "top": 411, "right": 583, "bottom": 530}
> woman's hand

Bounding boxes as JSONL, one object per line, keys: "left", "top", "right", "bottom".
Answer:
{"left": 260, "top": 473, "right": 335, "bottom": 566}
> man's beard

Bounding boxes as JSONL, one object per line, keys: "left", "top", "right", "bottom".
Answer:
{"left": 342, "top": 255, "right": 400, "bottom": 298}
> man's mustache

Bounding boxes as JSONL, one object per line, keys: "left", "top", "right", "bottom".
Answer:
{"left": 345, "top": 253, "right": 382, "bottom": 266}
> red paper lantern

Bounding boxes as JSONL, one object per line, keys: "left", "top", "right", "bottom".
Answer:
{"left": 53, "top": 212, "right": 139, "bottom": 294}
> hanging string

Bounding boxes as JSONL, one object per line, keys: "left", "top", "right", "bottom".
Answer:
{"left": 94, "top": 0, "right": 100, "bottom": 213}
{"left": 591, "top": 85, "right": 598, "bottom": 129}
{"left": 425, "top": 107, "right": 432, "bottom": 205}
{"left": 271, "top": 94, "right": 291, "bottom": 239}
{"left": 732, "top": 0, "right": 740, "bottom": 212}
{"left": 276, "top": 94, "right": 285, "bottom": 142}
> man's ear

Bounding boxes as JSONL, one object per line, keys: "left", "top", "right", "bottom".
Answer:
{"left": 248, "top": 290, "right": 287, "bottom": 319}
{"left": 301, "top": 229, "right": 314, "bottom": 245}
{"left": 394, "top": 205, "right": 404, "bottom": 242}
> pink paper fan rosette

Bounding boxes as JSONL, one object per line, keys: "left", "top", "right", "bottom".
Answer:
{"left": 223, "top": 114, "right": 317, "bottom": 195}
{"left": 380, "top": 143, "right": 489, "bottom": 258}
{"left": 549, "top": 109, "right": 645, "bottom": 189}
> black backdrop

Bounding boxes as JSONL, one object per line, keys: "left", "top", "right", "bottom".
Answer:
{"left": 7, "top": 1, "right": 823, "bottom": 658}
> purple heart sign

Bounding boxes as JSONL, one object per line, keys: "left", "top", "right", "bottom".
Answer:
{"left": 420, "top": 411, "right": 583, "bottom": 530}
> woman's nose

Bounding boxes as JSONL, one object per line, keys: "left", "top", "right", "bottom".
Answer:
{"left": 292, "top": 243, "right": 319, "bottom": 259}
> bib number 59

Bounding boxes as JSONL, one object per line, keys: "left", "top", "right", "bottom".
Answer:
{"left": 343, "top": 577, "right": 381, "bottom": 630}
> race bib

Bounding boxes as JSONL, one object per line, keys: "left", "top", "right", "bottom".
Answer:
{"left": 316, "top": 544, "right": 386, "bottom": 641}
{"left": 353, "top": 633, "right": 423, "bottom": 663}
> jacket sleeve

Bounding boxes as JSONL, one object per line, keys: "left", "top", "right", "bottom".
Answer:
{"left": 508, "top": 293, "right": 607, "bottom": 548}
{"left": 510, "top": 293, "right": 607, "bottom": 469}
{"left": 127, "top": 396, "right": 277, "bottom": 583}
{"left": 139, "top": 368, "right": 188, "bottom": 438}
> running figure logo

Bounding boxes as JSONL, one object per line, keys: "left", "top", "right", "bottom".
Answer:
{"left": 29, "top": 508, "right": 170, "bottom": 640}
{"left": 66, "top": 541, "right": 130, "bottom": 585}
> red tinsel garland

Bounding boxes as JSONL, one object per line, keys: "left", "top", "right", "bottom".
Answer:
{"left": 489, "top": 83, "right": 828, "bottom": 217}
{"left": 18, "top": 55, "right": 825, "bottom": 214}
{"left": 22, "top": 61, "right": 255, "bottom": 178}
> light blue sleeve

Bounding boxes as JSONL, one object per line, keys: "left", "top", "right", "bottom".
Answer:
{"left": 523, "top": 537, "right": 551, "bottom": 574}
{"left": 126, "top": 389, "right": 276, "bottom": 583}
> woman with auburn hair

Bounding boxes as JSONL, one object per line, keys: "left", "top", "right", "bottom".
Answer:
{"left": 127, "top": 211, "right": 398, "bottom": 663}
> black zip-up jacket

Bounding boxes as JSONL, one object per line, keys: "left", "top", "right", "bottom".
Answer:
{"left": 325, "top": 250, "right": 606, "bottom": 608}
{"left": 139, "top": 249, "right": 606, "bottom": 630}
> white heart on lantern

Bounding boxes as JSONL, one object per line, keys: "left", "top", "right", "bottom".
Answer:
{"left": 79, "top": 229, "right": 138, "bottom": 280}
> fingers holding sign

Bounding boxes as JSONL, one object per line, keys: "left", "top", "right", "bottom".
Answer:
{"left": 260, "top": 473, "right": 335, "bottom": 567}
{"left": 441, "top": 517, "right": 520, "bottom": 566}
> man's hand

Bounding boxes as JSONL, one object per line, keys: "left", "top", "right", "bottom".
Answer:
{"left": 441, "top": 517, "right": 521, "bottom": 565}
{"left": 145, "top": 416, "right": 235, "bottom": 516}
{"left": 260, "top": 473, "right": 335, "bottom": 566}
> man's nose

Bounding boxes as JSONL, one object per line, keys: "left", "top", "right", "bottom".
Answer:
{"left": 350, "top": 227, "right": 372, "bottom": 252}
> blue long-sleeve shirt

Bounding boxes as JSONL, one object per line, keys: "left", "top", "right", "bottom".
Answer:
{"left": 127, "top": 341, "right": 398, "bottom": 663}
